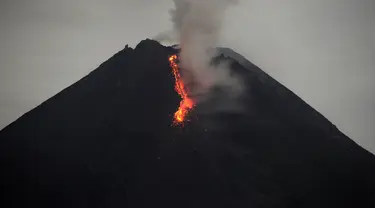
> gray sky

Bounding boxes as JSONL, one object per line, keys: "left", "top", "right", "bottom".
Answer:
{"left": 0, "top": 0, "right": 374, "bottom": 154}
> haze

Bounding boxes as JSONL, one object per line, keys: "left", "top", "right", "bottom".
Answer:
{"left": 0, "top": 0, "right": 374, "bottom": 153}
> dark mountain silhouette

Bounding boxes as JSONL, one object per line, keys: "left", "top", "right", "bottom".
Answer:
{"left": 1, "top": 39, "right": 374, "bottom": 208}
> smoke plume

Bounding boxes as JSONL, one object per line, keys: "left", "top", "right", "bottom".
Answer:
{"left": 156, "top": 0, "right": 242, "bottom": 104}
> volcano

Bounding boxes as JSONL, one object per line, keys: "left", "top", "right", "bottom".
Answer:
{"left": 1, "top": 39, "right": 374, "bottom": 208}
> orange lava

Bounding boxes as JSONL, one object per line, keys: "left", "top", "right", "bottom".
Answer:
{"left": 169, "top": 54, "right": 194, "bottom": 125}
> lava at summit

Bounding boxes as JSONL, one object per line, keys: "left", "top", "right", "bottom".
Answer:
{"left": 169, "top": 54, "right": 194, "bottom": 125}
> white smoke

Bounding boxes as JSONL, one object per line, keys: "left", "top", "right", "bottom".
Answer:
{"left": 155, "top": 0, "right": 242, "bottom": 102}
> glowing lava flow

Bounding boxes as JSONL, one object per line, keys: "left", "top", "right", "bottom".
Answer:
{"left": 169, "top": 54, "right": 194, "bottom": 125}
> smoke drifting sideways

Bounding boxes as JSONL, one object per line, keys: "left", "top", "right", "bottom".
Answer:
{"left": 155, "top": 0, "right": 244, "bottom": 113}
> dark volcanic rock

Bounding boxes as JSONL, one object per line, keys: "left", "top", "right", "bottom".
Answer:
{"left": 1, "top": 39, "right": 374, "bottom": 208}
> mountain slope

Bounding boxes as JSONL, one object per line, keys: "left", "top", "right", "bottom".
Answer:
{"left": 1, "top": 39, "right": 374, "bottom": 208}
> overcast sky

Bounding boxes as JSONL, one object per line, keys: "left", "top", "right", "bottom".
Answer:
{"left": 0, "top": 0, "right": 374, "bottom": 153}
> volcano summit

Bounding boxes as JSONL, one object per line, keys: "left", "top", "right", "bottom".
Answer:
{"left": 1, "top": 39, "right": 374, "bottom": 208}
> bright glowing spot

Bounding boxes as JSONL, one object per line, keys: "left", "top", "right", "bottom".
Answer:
{"left": 168, "top": 54, "right": 195, "bottom": 125}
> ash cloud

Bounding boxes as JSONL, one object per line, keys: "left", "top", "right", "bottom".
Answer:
{"left": 155, "top": 0, "right": 243, "bottom": 108}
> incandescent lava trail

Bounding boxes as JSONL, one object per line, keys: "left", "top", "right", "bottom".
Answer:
{"left": 169, "top": 54, "right": 195, "bottom": 125}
